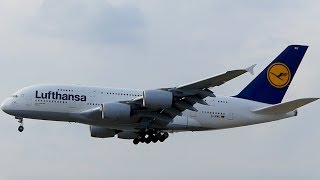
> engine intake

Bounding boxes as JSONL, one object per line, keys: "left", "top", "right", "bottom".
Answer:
{"left": 101, "top": 103, "right": 131, "bottom": 121}
{"left": 143, "top": 90, "right": 173, "bottom": 109}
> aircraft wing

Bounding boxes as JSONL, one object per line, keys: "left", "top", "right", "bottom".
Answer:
{"left": 176, "top": 64, "right": 256, "bottom": 89}
{"left": 80, "top": 65, "right": 256, "bottom": 128}
{"left": 122, "top": 64, "right": 256, "bottom": 127}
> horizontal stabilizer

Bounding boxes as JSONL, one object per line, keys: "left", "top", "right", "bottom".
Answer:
{"left": 252, "top": 98, "right": 319, "bottom": 114}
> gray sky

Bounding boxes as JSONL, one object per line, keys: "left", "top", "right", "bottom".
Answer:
{"left": 0, "top": 0, "right": 319, "bottom": 179}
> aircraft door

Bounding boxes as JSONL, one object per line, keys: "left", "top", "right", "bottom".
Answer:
{"left": 204, "top": 98, "right": 215, "bottom": 106}
{"left": 227, "top": 113, "right": 234, "bottom": 120}
{"left": 69, "top": 101, "right": 76, "bottom": 108}
{"left": 26, "top": 97, "right": 32, "bottom": 106}
{"left": 22, "top": 94, "right": 32, "bottom": 106}
{"left": 190, "top": 111, "right": 196, "bottom": 117}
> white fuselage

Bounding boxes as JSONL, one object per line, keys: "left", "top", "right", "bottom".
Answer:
{"left": 1, "top": 84, "right": 296, "bottom": 132}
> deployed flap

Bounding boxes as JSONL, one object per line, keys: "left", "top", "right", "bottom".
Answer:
{"left": 176, "top": 64, "right": 256, "bottom": 89}
{"left": 252, "top": 98, "right": 319, "bottom": 114}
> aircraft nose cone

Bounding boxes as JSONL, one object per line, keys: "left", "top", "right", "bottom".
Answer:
{"left": 1, "top": 98, "right": 18, "bottom": 116}
{"left": 1, "top": 99, "right": 11, "bottom": 113}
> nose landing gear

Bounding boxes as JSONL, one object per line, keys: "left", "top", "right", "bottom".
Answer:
{"left": 18, "top": 125, "right": 24, "bottom": 132}
{"left": 16, "top": 117, "right": 24, "bottom": 132}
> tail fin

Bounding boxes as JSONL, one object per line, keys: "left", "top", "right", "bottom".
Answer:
{"left": 235, "top": 45, "right": 308, "bottom": 104}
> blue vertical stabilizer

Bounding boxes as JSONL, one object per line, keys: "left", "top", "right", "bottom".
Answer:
{"left": 235, "top": 45, "right": 308, "bottom": 104}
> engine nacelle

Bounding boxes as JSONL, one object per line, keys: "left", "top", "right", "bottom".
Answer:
{"left": 117, "top": 131, "right": 138, "bottom": 139}
{"left": 90, "top": 126, "right": 117, "bottom": 138}
{"left": 143, "top": 90, "right": 173, "bottom": 109}
{"left": 101, "top": 103, "right": 131, "bottom": 121}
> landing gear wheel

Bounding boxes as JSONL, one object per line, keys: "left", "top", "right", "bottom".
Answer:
{"left": 133, "top": 138, "right": 139, "bottom": 145}
{"left": 139, "top": 137, "right": 145, "bottom": 143}
{"left": 152, "top": 137, "right": 158, "bottom": 143}
{"left": 16, "top": 117, "right": 24, "bottom": 133}
{"left": 145, "top": 137, "right": 152, "bottom": 144}
{"left": 156, "top": 132, "right": 162, "bottom": 139}
{"left": 159, "top": 132, "right": 169, "bottom": 142}
{"left": 163, "top": 132, "right": 169, "bottom": 139}
{"left": 18, "top": 126, "right": 24, "bottom": 132}
{"left": 159, "top": 137, "right": 165, "bottom": 142}
{"left": 137, "top": 129, "right": 168, "bottom": 144}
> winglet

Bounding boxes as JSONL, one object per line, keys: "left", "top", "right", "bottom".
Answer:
{"left": 245, "top": 64, "right": 256, "bottom": 75}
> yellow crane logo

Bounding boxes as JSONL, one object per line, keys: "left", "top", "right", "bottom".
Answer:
{"left": 267, "top": 63, "right": 291, "bottom": 88}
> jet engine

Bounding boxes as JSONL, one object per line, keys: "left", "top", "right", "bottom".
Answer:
{"left": 143, "top": 90, "right": 173, "bottom": 109}
{"left": 90, "top": 126, "right": 117, "bottom": 138}
{"left": 101, "top": 103, "right": 131, "bottom": 121}
{"left": 117, "top": 131, "right": 138, "bottom": 139}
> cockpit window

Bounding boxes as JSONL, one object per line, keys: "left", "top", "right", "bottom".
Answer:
{"left": 12, "top": 95, "right": 18, "bottom": 98}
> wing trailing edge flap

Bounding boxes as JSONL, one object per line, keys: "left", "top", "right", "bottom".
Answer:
{"left": 138, "top": 112, "right": 173, "bottom": 123}
{"left": 251, "top": 98, "right": 319, "bottom": 114}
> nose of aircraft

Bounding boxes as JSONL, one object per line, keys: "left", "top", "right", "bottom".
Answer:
{"left": 1, "top": 98, "right": 11, "bottom": 113}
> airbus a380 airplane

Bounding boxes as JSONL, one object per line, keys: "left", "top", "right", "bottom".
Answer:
{"left": 1, "top": 45, "right": 318, "bottom": 144}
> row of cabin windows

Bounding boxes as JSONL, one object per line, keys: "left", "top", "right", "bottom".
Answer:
{"left": 217, "top": 101, "right": 228, "bottom": 103}
{"left": 36, "top": 100, "right": 103, "bottom": 106}
{"left": 56, "top": 88, "right": 141, "bottom": 97}
{"left": 36, "top": 99, "right": 67, "bottom": 104}
{"left": 58, "top": 89, "right": 74, "bottom": 92}
{"left": 202, "top": 111, "right": 225, "bottom": 115}
{"left": 204, "top": 99, "right": 228, "bottom": 104}
{"left": 35, "top": 99, "right": 100, "bottom": 106}
{"left": 102, "top": 92, "right": 141, "bottom": 97}
{"left": 87, "top": 103, "right": 101, "bottom": 106}
{"left": 86, "top": 92, "right": 140, "bottom": 106}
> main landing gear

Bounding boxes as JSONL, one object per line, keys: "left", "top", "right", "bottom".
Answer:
{"left": 16, "top": 117, "right": 24, "bottom": 132}
{"left": 133, "top": 129, "right": 169, "bottom": 145}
